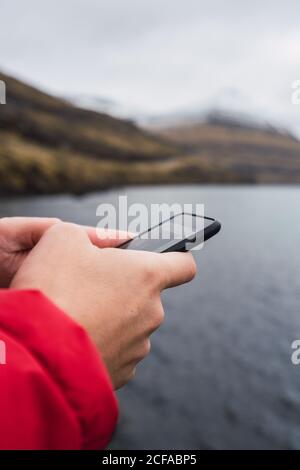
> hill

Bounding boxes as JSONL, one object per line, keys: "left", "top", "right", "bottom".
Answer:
{"left": 0, "top": 72, "right": 177, "bottom": 194}
{"left": 1, "top": 72, "right": 300, "bottom": 194}
{"left": 157, "top": 112, "right": 300, "bottom": 184}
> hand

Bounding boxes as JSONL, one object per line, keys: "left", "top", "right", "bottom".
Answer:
{"left": 11, "top": 222, "right": 197, "bottom": 389}
{"left": 0, "top": 217, "right": 130, "bottom": 288}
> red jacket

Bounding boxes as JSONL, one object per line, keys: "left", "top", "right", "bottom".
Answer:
{"left": 0, "top": 289, "right": 118, "bottom": 450}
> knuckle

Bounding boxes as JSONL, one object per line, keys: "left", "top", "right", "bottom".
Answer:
{"left": 149, "top": 302, "right": 165, "bottom": 331}
{"left": 139, "top": 339, "right": 151, "bottom": 359}
{"left": 59, "top": 222, "right": 81, "bottom": 233}
{"left": 134, "top": 339, "right": 152, "bottom": 363}
{"left": 144, "top": 339, "right": 151, "bottom": 357}
{"left": 46, "top": 221, "right": 65, "bottom": 235}
{"left": 47, "top": 221, "right": 83, "bottom": 238}
{"left": 126, "top": 367, "right": 136, "bottom": 383}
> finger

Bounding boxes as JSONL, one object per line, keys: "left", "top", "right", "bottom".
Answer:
{"left": 0, "top": 217, "right": 134, "bottom": 250}
{"left": 158, "top": 252, "right": 197, "bottom": 289}
{"left": 83, "top": 227, "right": 134, "bottom": 248}
{"left": 0, "top": 217, "right": 61, "bottom": 250}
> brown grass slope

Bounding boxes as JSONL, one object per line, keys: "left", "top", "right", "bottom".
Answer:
{"left": 1, "top": 71, "right": 300, "bottom": 194}
{"left": 0, "top": 72, "right": 178, "bottom": 194}
{"left": 159, "top": 118, "right": 300, "bottom": 184}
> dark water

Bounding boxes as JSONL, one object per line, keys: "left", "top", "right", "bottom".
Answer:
{"left": 1, "top": 185, "right": 300, "bottom": 449}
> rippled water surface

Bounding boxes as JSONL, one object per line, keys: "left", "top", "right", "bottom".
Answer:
{"left": 1, "top": 186, "right": 300, "bottom": 449}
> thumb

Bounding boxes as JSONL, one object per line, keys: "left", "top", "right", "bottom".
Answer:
{"left": 158, "top": 252, "right": 197, "bottom": 289}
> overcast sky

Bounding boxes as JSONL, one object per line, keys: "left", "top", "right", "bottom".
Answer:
{"left": 1, "top": 0, "right": 300, "bottom": 130}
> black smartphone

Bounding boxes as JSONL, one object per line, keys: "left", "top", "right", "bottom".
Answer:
{"left": 119, "top": 213, "right": 221, "bottom": 253}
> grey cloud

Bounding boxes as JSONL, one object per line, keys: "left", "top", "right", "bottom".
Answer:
{"left": 0, "top": 0, "right": 300, "bottom": 133}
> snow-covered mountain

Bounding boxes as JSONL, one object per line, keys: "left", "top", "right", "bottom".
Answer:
{"left": 68, "top": 87, "right": 298, "bottom": 139}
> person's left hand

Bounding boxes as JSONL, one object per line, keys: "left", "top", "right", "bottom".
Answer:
{"left": 0, "top": 217, "right": 131, "bottom": 288}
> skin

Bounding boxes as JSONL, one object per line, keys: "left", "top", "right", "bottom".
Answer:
{"left": 3, "top": 218, "right": 197, "bottom": 389}
{"left": 0, "top": 217, "right": 131, "bottom": 287}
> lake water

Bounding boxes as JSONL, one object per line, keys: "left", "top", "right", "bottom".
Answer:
{"left": 1, "top": 185, "right": 300, "bottom": 449}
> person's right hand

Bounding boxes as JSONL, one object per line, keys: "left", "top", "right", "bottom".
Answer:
{"left": 10, "top": 222, "right": 197, "bottom": 389}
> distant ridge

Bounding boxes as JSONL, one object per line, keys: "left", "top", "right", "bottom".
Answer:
{"left": 0, "top": 72, "right": 177, "bottom": 194}
{"left": 1, "top": 71, "right": 300, "bottom": 194}
{"left": 157, "top": 109, "right": 300, "bottom": 184}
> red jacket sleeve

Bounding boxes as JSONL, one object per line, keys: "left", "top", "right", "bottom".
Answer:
{"left": 0, "top": 289, "right": 118, "bottom": 450}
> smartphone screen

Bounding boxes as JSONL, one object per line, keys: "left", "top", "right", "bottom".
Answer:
{"left": 120, "top": 213, "right": 218, "bottom": 253}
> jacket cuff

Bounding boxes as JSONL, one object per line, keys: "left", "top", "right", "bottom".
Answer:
{"left": 0, "top": 289, "right": 118, "bottom": 449}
